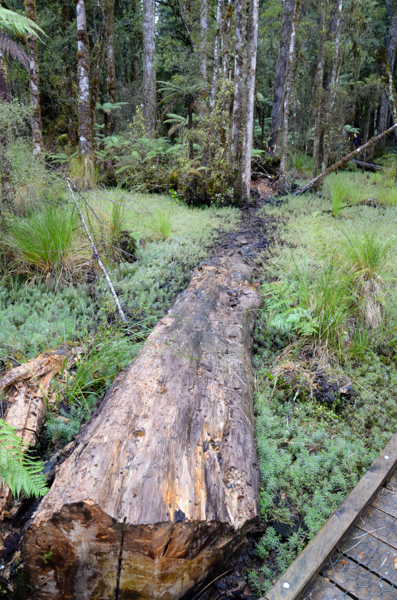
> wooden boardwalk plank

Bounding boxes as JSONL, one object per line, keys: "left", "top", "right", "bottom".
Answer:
{"left": 264, "top": 434, "right": 397, "bottom": 600}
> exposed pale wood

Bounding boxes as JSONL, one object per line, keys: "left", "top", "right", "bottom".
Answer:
{"left": 22, "top": 253, "right": 261, "bottom": 600}
{"left": 0, "top": 351, "right": 64, "bottom": 519}
{"left": 264, "top": 434, "right": 397, "bottom": 600}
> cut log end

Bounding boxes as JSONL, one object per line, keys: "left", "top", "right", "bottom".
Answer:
{"left": 22, "top": 257, "right": 261, "bottom": 599}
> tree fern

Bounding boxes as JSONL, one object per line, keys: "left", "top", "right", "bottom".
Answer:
{"left": 0, "top": 419, "right": 48, "bottom": 498}
{"left": 0, "top": 6, "right": 45, "bottom": 38}
{"left": 0, "top": 32, "right": 29, "bottom": 71}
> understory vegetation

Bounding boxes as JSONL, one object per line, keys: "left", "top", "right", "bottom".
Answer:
{"left": 250, "top": 175, "right": 397, "bottom": 595}
{"left": 0, "top": 186, "right": 238, "bottom": 451}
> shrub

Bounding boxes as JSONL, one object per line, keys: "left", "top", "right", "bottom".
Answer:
{"left": 5, "top": 204, "right": 89, "bottom": 284}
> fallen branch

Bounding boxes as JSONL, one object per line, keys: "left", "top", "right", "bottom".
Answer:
{"left": 295, "top": 123, "right": 397, "bottom": 196}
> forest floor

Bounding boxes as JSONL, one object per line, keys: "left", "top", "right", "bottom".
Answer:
{"left": 2, "top": 169, "right": 397, "bottom": 598}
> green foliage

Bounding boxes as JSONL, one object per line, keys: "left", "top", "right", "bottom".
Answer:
{"left": 142, "top": 208, "right": 173, "bottom": 241}
{"left": 0, "top": 419, "right": 48, "bottom": 498}
{"left": 0, "top": 6, "right": 45, "bottom": 37}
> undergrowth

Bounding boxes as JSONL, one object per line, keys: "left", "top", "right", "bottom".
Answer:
{"left": 251, "top": 186, "right": 397, "bottom": 596}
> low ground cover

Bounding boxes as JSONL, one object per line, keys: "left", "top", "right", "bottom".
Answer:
{"left": 250, "top": 177, "right": 397, "bottom": 595}
{"left": 0, "top": 190, "right": 238, "bottom": 447}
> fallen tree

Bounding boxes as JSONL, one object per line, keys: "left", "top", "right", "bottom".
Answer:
{"left": 295, "top": 123, "right": 397, "bottom": 195}
{"left": 0, "top": 350, "right": 65, "bottom": 518}
{"left": 22, "top": 251, "right": 261, "bottom": 600}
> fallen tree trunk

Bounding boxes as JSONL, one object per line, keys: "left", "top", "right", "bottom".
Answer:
{"left": 0, "top": 350, "right": 65, "bottom": 519}
{"left": 351, "top": 159, "right": 382, "bottom": 171}
{"left": 296, "top": 123, "right": 397, "bottom": 195}
{"left": 22, "top": 252, "right": 261, "bottom": 600}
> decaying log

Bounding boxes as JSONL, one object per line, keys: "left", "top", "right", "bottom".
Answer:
{"left": 296, "top": 123, "right": 397, "bottom": 195}
{"left": 351, "top": 159, "right": 382, "bottom": 171}
{"left": 0, "top": 350, "right": 65, "bottom": 518}
{"left": 22, "top": 251, "right": 261, "bottom": 600}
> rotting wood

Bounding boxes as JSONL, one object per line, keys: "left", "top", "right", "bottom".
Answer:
{"left": 22, "top": 250, "right": 261, "bottom": 600}
{"left": 263, "top": 433, "right": 397, "bottom": 600}
{"left": 0, "top": 350, "right": 65, "bottom": 519}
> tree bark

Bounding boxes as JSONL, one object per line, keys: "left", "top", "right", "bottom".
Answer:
{"left": 142, "top": 0, "right": 156, "bottom": 135}
{"left": 199, "top": 0, "right": 208, "bottom": 84}
{"left": 279, "top": 0, "right": 300, "bottom": 187}
{"left": 0, "top": 49, "right": 10, "bottom": 102}
{"left": 269, "top": 0, "right": 296, "bottom": 154}
{"left": 312, "top": 0, "right": 329, "bottom": 177}
{"left": 296, "top": 123, "right": 397, "bottom": 195}
{"left": 240, "top": 0, "right": 259, "bottom": 205}
{"left": 322, "top": 0, "right": 343, "bottom": 170}
{"left": 209, "top": 0, "right": 223, "bottom": 110}
{"left": 230, "top": 0, "right": 246, "bottom": 164}
{"left": 74, "top": 0, "right": 93, "bottom": 157}
{"left": 378, "top": 2, "right": 397, "bottom": 142}
{"left": 61, "top": 0, "right": 77, "bottom": 148}
{"left": 24, "top": 0, "right": 44, "bottom": 157}
{"left": 106, "top": 0, "right": 117, "bottom": 133}
{"left": 22, "top": 255, "right": 260, "bottom": 600}
{"left": 222, "top": 0, "right": 233, "bottom": 80}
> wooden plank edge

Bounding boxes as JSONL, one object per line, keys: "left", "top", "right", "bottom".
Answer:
{"left": 262, "top": 432, "right": 397, "bottom": 600}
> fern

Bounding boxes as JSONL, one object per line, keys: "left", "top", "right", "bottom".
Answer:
{"left": 261, "top": 282, "right": 318, "bottom": 338}
{"left": 0, "top": 420, "right": 48, "bottom": 498}
{"left": 0, "top": 33, "right": 30, "bottom": 71}
{"left": 0, "top": 6, "right": 45, "bottom": 38}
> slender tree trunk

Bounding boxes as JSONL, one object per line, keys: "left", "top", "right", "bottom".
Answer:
{"left": 73, "top": 0, "right": 93, "bottom": 157}
{"left": 90, "top": 14, "right": 106, "bottom": 139}
{"left": 222, "top": 0, "right": 233, "bottom": 80}
{"left": 241, "top": 0, "right": 259, "bottom": 204}
{"left": 378, "top": 3, "right": 397, "bottom": 143}
{"left": 106, "top": 0, "right": 117, "bottom": 133}
{"left": 210, "top": 0, "right": 223, "bottom": 110}
{"left": 370, "top": 101, "right": 379, "bottom": 160}
{"left": 279, "top": 0, "right": 301, "bottom": 188}
{"left": 269, "top": 0, "right": 296, "bottom": 154}
{"left": 290, "top": 47, "right": 299, "bottom": 166}
{"left": 363, "top": 105, "right": 371, "bottom": 162}
{"left": 322, "top": 0, "right": 343, "bottom": 169}
{"left": 312, "top": 0, "right": 329, "bottom": 177}
{"left": 142, "top": 0, "right": 156, "bottom": 135}
{"left": 61, "top": 0, "right": 77, "bottom": 148}
{"left": 0, "top": 49, "right": 10, "bottom": 102}
{"left": 231, "top": 0, "right": 246, "bottom": 164}
{"left": 199, "top": 0, "right": 208, "bottom": 84}
{"left": 24, "top": 0, "right": 44, "bottom": 157}
{"left": 297, "top": 123, "right": 397, "bottom": 195}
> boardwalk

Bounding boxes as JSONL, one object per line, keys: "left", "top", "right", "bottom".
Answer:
{"left": 264, "top": 434, "right": 397, "bottom": 600}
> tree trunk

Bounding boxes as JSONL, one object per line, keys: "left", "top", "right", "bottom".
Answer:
{"left": 142, "top": 0, "right": 156, "bottom": 136}
{"left": 61, "top": 0, "right": 77, "bottom": 148}
{"left": 230, "top": 0, "right": 246, "bottom": 164}
{"left": 24, "top": 0, "right": 44, "bottom": 157}
{"left": 0, "top": 49, "right": 10, "bottom": 102}
{"left": 312, "top": 0, "right": 329, "bottom": 177}
{"left": 199, "top": 0, "right": 208, "bottom": 84}
{"left": 222, "top": 0, "right": 233, "bottom": 80}
{"left": 269, "top": 0, "right": 296, "bottom": 155}
{"left": 74, "top": 0, "right": 93, "bottom": 157}
{"left": 290, "top": 46, "right": 299, "bottom": 166}
{"left": 22, "top": 256, "right": 260, "bottom": 600}
{"left": 297, "top": 123, "right": 397, "bottom": 195}
{"left": 241, "top": 0, "right": 259, "bottom": 204}
{"left": 209, "top": 0, "right": 223, "bottom": 110}
{"left": 279, "top": 0, "right": 300, "bottom": 188}
{"left": 106, "top": 0, "right": 117, "bottom": 133}
{"left": 322, "top": 0, "right": 343, "bottom": 170}
{"left": 377, "top": 2, "right": 397, "bottom": 143}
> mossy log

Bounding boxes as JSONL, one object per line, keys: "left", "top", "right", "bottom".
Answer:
{"left": 22, "top": 253, "right": 261, "bottom": 600}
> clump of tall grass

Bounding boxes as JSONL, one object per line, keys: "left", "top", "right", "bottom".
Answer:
{"left": 68, "top": 155, "right": 99, "bottom": 191}
{"left": 289, "top": 152, "right": 313, "bottom": 178}
{"left": 142, "top": 208, "right": 173, "bottom": 241}
{"left": 5, "top": 204, "right": 89, "bottom": 284}
{"left": 324, "top": 174, "right": 369, "bottom": 216}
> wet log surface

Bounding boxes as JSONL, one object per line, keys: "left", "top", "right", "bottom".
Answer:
{"left": 21, "top": 217, "right": 270, "bottom": 600}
